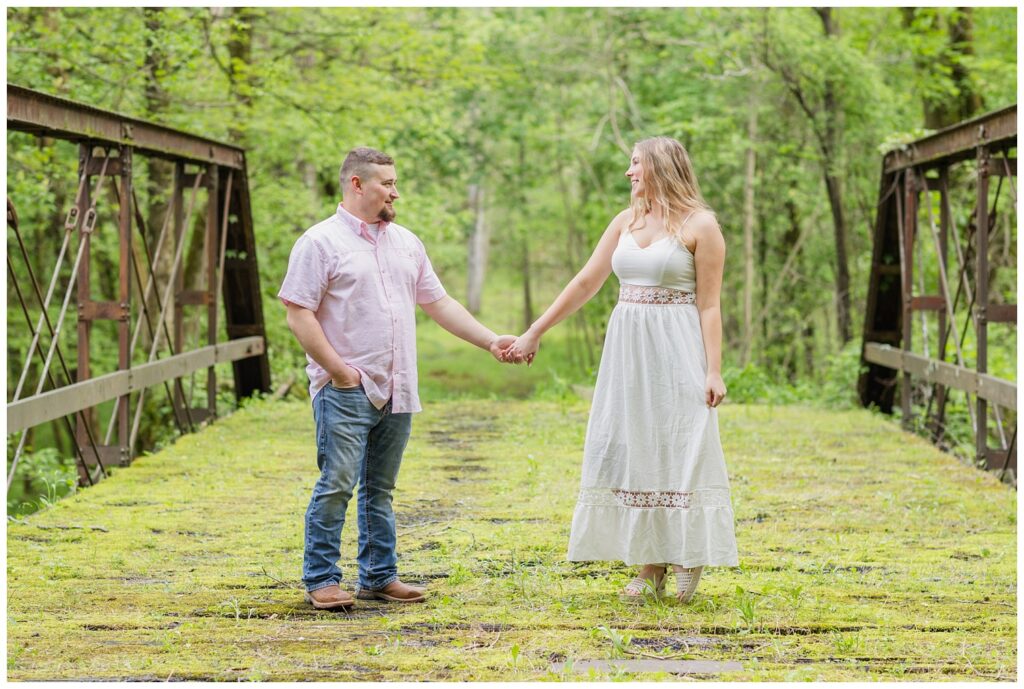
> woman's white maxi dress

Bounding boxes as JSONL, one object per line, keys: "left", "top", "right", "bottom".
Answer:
{"left": 567, "top": 229, "right": 739, "bottom": 568}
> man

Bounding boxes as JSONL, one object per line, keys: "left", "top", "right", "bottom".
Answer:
{"left": 278, "top": 147, "right": 514, "bottom": 609}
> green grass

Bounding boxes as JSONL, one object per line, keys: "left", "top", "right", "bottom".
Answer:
{"left": 6, "top": 396, "right": 1016, "bottom": 680}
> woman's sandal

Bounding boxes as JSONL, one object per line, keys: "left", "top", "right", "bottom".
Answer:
{"left": 672, "top": 565, "right": 704, "bottom": 603}
{"left": 619, "top": 565, "right": 667, "bottom": 603}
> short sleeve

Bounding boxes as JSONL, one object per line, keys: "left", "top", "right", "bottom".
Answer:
{"left": 414, "top": 241, "right": 447, "bottom": 305}
{"left": 278, "top": 235, "right": 330, "bottom": 310}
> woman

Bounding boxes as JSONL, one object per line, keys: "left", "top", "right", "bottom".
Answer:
{"left": 504, "top": 136, "right": 738, "bottom": 603}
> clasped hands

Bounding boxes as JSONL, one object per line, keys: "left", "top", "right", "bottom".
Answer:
{"left": 488, "top": 331, "right": 539, "bottom": 366}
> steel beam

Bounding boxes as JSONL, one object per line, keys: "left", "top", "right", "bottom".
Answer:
{"left": 988, "top": 304, "right": 1017, "bottom": 323}
{"left": 976, "top": 145, "right": 991, "bottom": 465}
{"left": 205, "top": 165, "right": 218, "bottom": 415}
{"left": 910, "top": 296, "right": 945, "bottom": 311}
{"left": 75, "top": 145, "right": 93, "bottom": 457}
{"left": 884, "top": 105, "right": 1017, "bottom": 173}
{"left": 7, "top": 84, "right": 244, "bottom": 169}
{"left": 116, "top": 145, "right": 133, "bottom": 464}
{"left": 900, "top": 169, "right": 917, "bottom": 425}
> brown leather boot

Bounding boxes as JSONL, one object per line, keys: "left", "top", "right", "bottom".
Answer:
{"left": 304, "top": 584, "right": 355, "bottom": 610}
{"left": 356, "top": 579, "right": 426, "bottom": 603}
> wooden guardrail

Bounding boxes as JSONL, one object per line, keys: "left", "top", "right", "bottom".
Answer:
{"left": 863, "top": 343, "right": 1016, "bottom": 411}
{"left": 8, "top": 337, "right": 265, "bottom": 434}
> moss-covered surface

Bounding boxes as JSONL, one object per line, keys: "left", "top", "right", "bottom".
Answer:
{"left": 6, "top": 399, "right": 1016, "bottom": 680}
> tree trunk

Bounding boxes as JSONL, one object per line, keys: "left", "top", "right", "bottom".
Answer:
{"left": 516, "top": 133, "right": 534, "bottom": 333}
{"left": 142, "top": 8, "right": 172, "bottom": 356}
{"left": 782, "top": 189, "right": 803, "bottom": 380}
{"left": 466, "top": 183, "right": 489, "bottom": 315}
{"left": 946, "top": 8, "right": 982, "bottom": 122}
{"left": 554, "top": 104, "right": 597, "bottom": 368}
{"left": 226, "top": 8, "right": 255, "bottom": 146}
{"left": 758, "top": 206, "right": 769, "bottom": 355}
{"left": 521, "top": 237, "right": 533, "bottom": 333}
{"left": 924, "top": 8, "right": 982, "bottom": 128}
{"left": 816, "top": 7, "right": 852, "bottom": 345}
{"left": 741, "top": 103, "right": 757, "bottom": 365}
{"left": 803, "top": 320, "right": 816, "bottom": 378}
{"left": 903, "top": 8, "right": 983, "bottom": 130}
{"left": 823, "top": 173, "right": 852, "bottom": 344}
{"left": 300, "top": 160, "right": 319, "bottom": 206}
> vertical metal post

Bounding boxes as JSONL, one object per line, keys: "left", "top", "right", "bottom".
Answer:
{"left": 75, "top": 144, "right": 93, "bottom": 477}
{"left": 205, "top": 165, "right": 218, "bottom": 416}
{"left": 117, "top": 146, "right": 133, "bottom": 463}
{"left": 975, "top": 144, "right": 990, "bottom": 466}
{"left": 936, "top": 171, "right": 949, "bottom": 355}
{"left": 901, "top": 168, "right": 918, "bottom": 428}
{"left": 932, "top": 167, "right": 951, "bottom": 440}
{"left": 172, "top": 161, "right": 186, "bottom": 426}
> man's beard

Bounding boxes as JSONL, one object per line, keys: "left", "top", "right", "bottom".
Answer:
{"left": 378, "top": 204, "right": 396, "bottom": 223}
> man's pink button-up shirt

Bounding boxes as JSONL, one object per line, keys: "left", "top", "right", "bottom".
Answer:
{"left": 278, "top": 204, "right": 447, "bottom": 413}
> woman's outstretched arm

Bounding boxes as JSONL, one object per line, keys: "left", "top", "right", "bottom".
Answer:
{"left": 505, "top": 209, "right": 629, "bottom": 363}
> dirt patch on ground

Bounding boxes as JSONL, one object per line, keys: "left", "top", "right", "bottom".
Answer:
{"left": 631, "top": 635, "right": 728, "bottom": 651}
{"left": 426, "top": 415, "right": 501, "bottom": 452}
{"left": 440, "top": 464, "right": 490, "bottom": 473}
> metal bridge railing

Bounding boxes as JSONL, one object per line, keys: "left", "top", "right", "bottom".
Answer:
{"left": 7, "top": 85, "right": 271, "bottom": 490}
{"left": 859, "top": 105, "right": 1017, "bottom": 482}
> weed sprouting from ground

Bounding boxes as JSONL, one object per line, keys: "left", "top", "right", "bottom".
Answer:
{"left": 735, "top": 586, "right": 759, "bottom": 628}
{"left": 592, "top": 626, "right": 633, "bottom": 658}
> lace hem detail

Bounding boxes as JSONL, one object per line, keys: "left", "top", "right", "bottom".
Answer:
{"left": 578, "top": 487, "right": 732, "bottom": 509}
{"left": 619, "top": 284, "right": 696, "bottom": 305}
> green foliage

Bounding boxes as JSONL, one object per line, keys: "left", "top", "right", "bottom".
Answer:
{"left": 734, "top": 585, "right": 759, "bottom": 628}
{"left": 6, "top": 446, "right": 78, "bottom": 517}
{"left": 724, "top": 341, "right": 865, "bottom": 408}
{"left": 6, "top": 8, "right": 1016, "bottom": 508}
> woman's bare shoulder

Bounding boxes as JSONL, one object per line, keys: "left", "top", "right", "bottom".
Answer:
{"left": 688, "top": 209, "right": 719, "bottom": 230}
{"left": 606, "top": 208, "right": 633, "bottom": 235}
{"left": 689, "top": 210, "right": 723, "bottom": 238}
{"left": 686, "top": 210, "right": 724, "bottom": 256}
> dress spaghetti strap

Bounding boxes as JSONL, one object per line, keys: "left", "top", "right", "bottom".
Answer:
{"left": 680, "top": 209, "right": 699, "bottom": 231}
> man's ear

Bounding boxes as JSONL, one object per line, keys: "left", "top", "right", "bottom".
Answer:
{"left": 350, "top": 175, "right": 363, "bottom": 194}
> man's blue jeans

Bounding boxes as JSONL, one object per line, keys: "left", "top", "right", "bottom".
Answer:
{"left": 303, "top": 384, "right": 411, "bottom": 593}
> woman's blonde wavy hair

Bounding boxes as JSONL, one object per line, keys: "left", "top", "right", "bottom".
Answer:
{"left": 628, "top": 136, "right": 712, "bottom": 241}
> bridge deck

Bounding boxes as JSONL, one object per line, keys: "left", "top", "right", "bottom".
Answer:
{"left": 6, "top": 399, "right": 1016, "bottom": 680}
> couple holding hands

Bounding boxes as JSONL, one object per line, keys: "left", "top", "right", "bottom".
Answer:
{"left": 278, "top": 139, "right": 738, "bottom": 611}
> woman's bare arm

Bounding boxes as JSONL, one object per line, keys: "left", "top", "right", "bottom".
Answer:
{"left": 691, "top": 211, "right": 727, "bottom": 407}
{"left": 505, "top": 209, "right": 629, "bottom": 362}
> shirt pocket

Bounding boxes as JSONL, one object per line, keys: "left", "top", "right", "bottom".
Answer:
{"left": 390, "top": 248, "right": 421, "bottom": 284}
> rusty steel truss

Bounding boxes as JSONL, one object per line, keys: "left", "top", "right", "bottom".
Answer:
{"left": 859, "top": 104, "right": 1017, "bottom": 481}
{"left": 7, "top": 84, "right": 271, "bottom": 489}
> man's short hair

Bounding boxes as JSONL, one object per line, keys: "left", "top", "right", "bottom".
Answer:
{"left": 339, "top": 147, "right": 395, "bottom": 190}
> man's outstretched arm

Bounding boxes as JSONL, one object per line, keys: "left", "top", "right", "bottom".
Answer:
{"left": 419, "top": 295, "right": 515, "bottom": 361}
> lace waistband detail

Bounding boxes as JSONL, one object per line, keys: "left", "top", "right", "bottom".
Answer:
{"left": 619, "top": 284, "right": 696, "bottom": 305}
{"left": 577, "top": 487, "right": 732, "bottom": 509}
